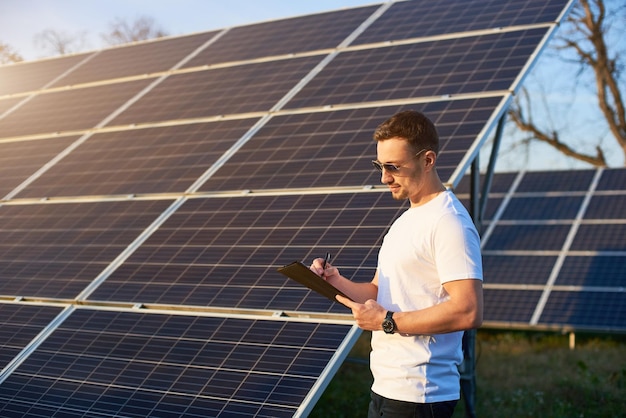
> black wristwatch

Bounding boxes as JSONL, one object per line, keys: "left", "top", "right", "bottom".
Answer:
{"left": 382, "top": 311, "right": 396, "bottom": 334}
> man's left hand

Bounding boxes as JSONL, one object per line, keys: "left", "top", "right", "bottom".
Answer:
{"left": 336, "top": 295, "right": 386, "bottom": 331}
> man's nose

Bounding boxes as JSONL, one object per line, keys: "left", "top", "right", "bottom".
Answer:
{"left": 381, "top": 169, "right": 393, "bottom": 184}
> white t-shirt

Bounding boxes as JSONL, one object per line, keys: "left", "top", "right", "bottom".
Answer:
{"left": 370, "top": 190, "right": 482, "bottom": 403}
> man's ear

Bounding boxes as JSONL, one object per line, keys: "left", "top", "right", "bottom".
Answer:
{"left": 424, "top": 150, "right": 437, "bottom": 170}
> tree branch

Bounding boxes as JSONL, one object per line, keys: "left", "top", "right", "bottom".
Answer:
{"left": 509, "top": 100, "right": 607, "bottom": 167}
{"left": 509, "top": 0, "right": 625, "bottom": 166}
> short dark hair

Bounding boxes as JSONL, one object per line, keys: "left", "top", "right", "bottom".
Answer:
{"left": 373, "top": 110, "right": 439, "bottom": 154}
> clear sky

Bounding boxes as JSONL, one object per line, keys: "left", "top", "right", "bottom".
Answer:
{"left": 0, "top": 0, "right": 377, "bottom": 61}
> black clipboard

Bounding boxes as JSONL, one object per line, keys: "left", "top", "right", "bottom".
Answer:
{"left": 277, "top": 261, "right": 352, "bottom": 304}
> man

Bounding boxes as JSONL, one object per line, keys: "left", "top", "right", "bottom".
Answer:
{"left": 311, "top": 110, "right": 483, "bottom": 418}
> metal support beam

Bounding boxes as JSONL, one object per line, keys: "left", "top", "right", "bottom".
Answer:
{"left": 460, "top": 112, "right": 507, "bottom": 418}
{"left": 480, "top": 114, "right": 506, "bottom": 224}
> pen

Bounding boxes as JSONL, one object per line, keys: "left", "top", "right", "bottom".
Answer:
{"left": 322, "top": 252, "right": 332, "bottom": 272}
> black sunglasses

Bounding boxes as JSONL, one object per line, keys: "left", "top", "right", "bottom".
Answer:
{"left": 371, "top": 148, "right": 428, "bottom": 173}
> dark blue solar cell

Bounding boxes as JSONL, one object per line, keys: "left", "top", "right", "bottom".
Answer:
{"left": 52, "top": 32, "right": 218, "bottom": 87}
{"left": 500, "top": 195, "right": 584, "bottom": 220}
{"left": 483, "top": 224, "right": 571, "bottom": 251}
{"left": 16, "top": 120, "right": 258, "bottom": 198}
{"left": 584, "top": 194, "right": 626, "bottom": 219}
{"left": 482, "top": 254, "right": 557, "bottom": 285}
{"left": 557, "top": 256, "right": 626, "bottom": 287}
{"left": 539, "top": 291, "right": 626, "bottom": 330}
{"left": 483, "top": 289, "right": 542, "bottom": 323}
{"left": 516, "top": 170, "right": 595, "bottom": 192}
{"left": 0, "top": 135, "right": 79, "bottom": 198}
{"left": 110, "top": 56, "right": 322, "bottom": 126}
{"left": 455, "top": 172, "right": 520, "bottom": 195}
{"left": 596, "top": 168, "right": 626, "bottom": 191}
{"left": 570, "top": 224, "right": 626, "bottom": 251}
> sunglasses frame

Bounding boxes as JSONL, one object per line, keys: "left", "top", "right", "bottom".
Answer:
{"left": 371, "top": 148, "right": 428, "bottom": 173}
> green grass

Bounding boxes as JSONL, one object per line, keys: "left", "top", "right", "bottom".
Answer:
{"left": 309, "top": 330, "right": 626, "bottom": 418}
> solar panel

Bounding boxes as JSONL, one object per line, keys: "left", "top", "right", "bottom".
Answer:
{"left": 352, "top": 0, "right": 569, "bottom": 44}
{"left": 584, "top": 194, "right": 626, "bottom": 219}
{"left": 285, "top": 29, "right": 547, "bottom": 110}
{"left": 0, "top": 308, "right": 356, "bottom": 417}
{"left": 199, "top": 98, "right": 502, "bottom": 192}
{"left": 109, "top": 57, "right": 323, "bottom": 126}
{"left": 482, "top": 255, "right": 557, "bottom": 285}
{"left": 477, "top": 167, "right": 626, "bottom": 332}
{"left": 0, "top": 0, "right": 576, "bottom": 415}
{"left": 87, "top": 192, "right": 404, "bottom": 313}
{"left": 0, "top": 200, "right": 173, "bottom": 299}
{"left": 15, "top": 120, "right": 259, "bottom": 198}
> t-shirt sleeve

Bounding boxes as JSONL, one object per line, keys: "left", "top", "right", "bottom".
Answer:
{"left": 433, "top": 211, "right": 483, "bottom": 283}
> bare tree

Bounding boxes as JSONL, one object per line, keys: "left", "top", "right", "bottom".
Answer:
{"left": 0, "top": 42, "right": 23, "bottom": 64}
{"left": 101, "top": 16, "right": 168, "bottom": 46}
{"left": 34, "top": 29, "right": 89, "bottom": 56}
{"left": 508, "top": 0, "right": 626, "bottom": 167}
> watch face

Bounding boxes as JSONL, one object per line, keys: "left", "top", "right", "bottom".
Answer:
{"left": 382, "top": 311, "right": 395, "bottom": 334}
{"left": 382, "top": 319, "right": 394, "bottom": 334}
